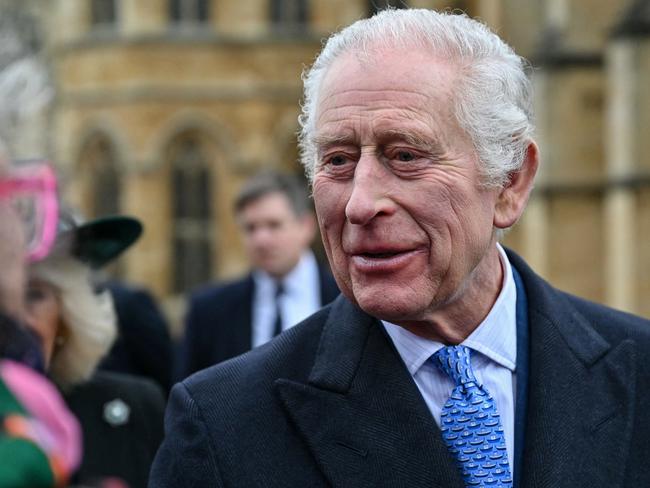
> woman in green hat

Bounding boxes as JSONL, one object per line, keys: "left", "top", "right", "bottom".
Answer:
{"left": 25, "top": 209, "right": 165, "bottom": 488}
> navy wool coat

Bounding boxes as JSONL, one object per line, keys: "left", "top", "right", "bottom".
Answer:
{"left": 151, "top": 250, "right": 650, "bottom": 487}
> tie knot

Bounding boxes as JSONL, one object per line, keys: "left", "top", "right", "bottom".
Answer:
{"left": 432, "top": 345, "right": 477, "bottom": 386}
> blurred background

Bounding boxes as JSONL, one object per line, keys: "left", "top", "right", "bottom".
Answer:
{"left": 1, "top": 0, "right": 648, "bottom": 335}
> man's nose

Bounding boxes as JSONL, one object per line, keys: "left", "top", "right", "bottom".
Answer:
{"left": 345, "top": 155, "right": 395, "bottom": 226}
{"left": 248, "top": 226, "right": 273, "bottom": 247}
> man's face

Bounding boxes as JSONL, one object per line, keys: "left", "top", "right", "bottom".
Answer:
{"left": 311, "top": 49, "right": 505, "bottom": 328}
{"left": 237, "top": 191, "right": 315, "bottom": 278}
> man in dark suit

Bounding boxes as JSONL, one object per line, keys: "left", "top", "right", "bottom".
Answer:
{"left": 177, "top": 171, "right": 339, "bottom": 378}
{"left": 151, "top": 9, "right": 650, "bottom": 487}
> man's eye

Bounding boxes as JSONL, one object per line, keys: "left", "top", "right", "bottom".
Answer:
{"left": 396, "top": 151, "right": 415, "bottom": 162}
{"left": 328, "top": 155, "right": 348, "bottom": 166}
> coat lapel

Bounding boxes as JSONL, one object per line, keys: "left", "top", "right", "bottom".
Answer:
{"left": 275, "top": 296, "right": 464, "bottom": 487}
{"left": 510, "top": 253, "right": 636, "bottom": 488}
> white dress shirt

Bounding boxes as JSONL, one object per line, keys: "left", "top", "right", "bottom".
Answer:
{"left": 383, "top": 244, "right": 517, "bottom": 476}
{"left": 252, "top": 251, "right": 322, "bottom": 348}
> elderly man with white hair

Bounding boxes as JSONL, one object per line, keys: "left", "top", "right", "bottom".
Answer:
{"left": 151, "top": 9, "right": 650, "bottom": 488}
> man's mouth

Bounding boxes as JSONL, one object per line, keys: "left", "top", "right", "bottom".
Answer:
{"left": 360, "top": 251, "right": 403, "bottom": 259}
{"left": 349, "top": 248, "right": 424, "bottom": 273}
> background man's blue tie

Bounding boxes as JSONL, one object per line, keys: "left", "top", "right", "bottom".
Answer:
{"left": 433, "top": 345, "right": 513, "bottom": 487}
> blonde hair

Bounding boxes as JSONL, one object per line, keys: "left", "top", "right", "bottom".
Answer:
{"left": 30, "top": 256, "right": 117, "bottom": 388}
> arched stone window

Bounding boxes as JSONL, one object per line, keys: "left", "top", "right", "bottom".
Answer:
{"left": 270, "top": 0, "right": 309, "bottom": 31}
{"left": 76, "top": 133, "right": 127, "bottom": 278}
{"left": 91, "top": 0, "right": 117, "bottom": 27}
{"left": 78, "top": 134, "right": 121, "bottom": 218}
{"left": 168, "top": 131, "right": 213, "bottom": 293}
{"left": 169, "top": 0, "right": 210, "bottom": 24}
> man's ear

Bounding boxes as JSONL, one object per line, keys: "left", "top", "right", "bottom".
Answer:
{"left": 493, "top": 141, "right": 539, "bottom": 229}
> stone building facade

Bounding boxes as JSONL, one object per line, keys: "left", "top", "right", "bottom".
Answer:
{"left": 504, "top": 0, "right": 650, "bottom": 319}
{"left": 34, "top": 0, "right": 650, "bottom": 326}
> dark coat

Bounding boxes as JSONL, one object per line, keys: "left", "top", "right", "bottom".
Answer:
{"left": 100, "top": 281, "right": 174, "bottom": 393}
{"left": 176, "top": 264, "right": 339, "bottom": 379}
{"left": 65, "top": 371, "right": 165, "bottom": 488}
{"left": 151, "top": 251, "right": 650, "bottom": 487}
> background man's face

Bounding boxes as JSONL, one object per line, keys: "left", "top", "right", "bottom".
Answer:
{"left": 237, "top": 191, "right": 315, "bottom": 278}
{"left": 311, "top": 48, "right": 502, "bottom": 326}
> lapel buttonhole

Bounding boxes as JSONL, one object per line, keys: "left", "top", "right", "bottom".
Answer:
{"left": 335, "top": 440, "right": 368, "bottom": 457}
{"left": 590, "top": 408, "right": 619, "bottom": 434}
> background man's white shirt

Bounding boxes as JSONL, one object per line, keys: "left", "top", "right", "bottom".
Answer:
{"left": 252, "top": 250, "right": 321, "bottom": 347}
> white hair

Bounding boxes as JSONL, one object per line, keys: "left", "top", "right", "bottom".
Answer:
{"left": 298, "top": 8, "right": 534, "bottom": 188}
{"left": 30, "top": 256, "right": 117, "bottom": 388}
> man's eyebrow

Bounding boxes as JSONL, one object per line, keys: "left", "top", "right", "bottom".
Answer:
{"left": 312, "top": 133, "right": 355, "bottom": 148}
{"left": 311, "top": 130, "right": 447, "bottom": 156}
{"left": 378, "top": 129, "right": 446, "bottom": 155}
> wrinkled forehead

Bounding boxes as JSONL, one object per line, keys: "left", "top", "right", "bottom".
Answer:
{"left": 316, "top": 47, "right": 460, "bottom": 112}
{"left": 312, "top": 48, "right": 463, "bottom": 145}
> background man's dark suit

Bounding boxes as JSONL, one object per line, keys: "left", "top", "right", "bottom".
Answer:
{"left": 177, "top": 264, "right": 339, "bottom": 378}
{"left": 151, "top": 250, "right": 650, "bottom": 487}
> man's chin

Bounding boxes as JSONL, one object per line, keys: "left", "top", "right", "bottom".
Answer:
{"left": 259, "top": 261, "right": 294, "bottom": 279}
{"left": 352, "top": 290, "right": 424, "bottom": 324}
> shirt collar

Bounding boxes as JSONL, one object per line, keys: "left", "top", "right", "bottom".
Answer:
{"left": 383, "top": 243, "right": 517, "bottom": 375}
{"left": 252, "top": 250, "right": 317, "bottom": 297}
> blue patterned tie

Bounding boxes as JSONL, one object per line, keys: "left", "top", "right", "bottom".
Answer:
{"left": 433, "top": 345, "right": 512, "bottom": 487}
